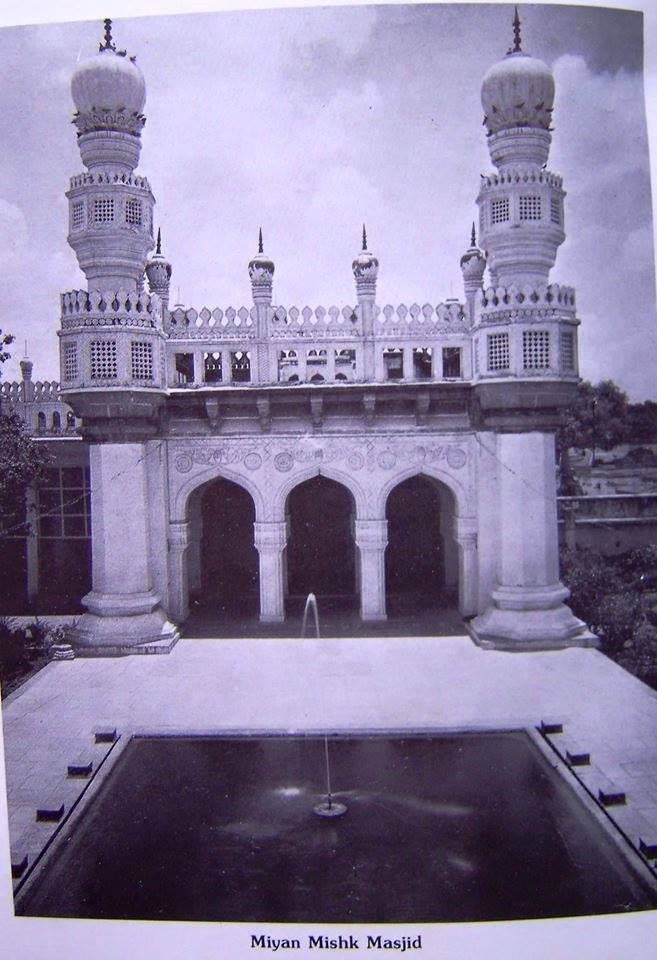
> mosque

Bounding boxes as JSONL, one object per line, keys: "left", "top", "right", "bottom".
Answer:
{"left": 0, "top": 13, "right": 596, "bottom": 654}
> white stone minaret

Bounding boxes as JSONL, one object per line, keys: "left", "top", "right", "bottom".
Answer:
{"left": 469, "top": 9, "right": 593, "bottom": 652}
{"left": 477, "top": 7, "right": 565, "bottom": 286}
{"left": 352, "top": 225, "right": 379, "bottom": 380}
{"left": 66, "top": 19, "right": 155, "bottom": 291}
{"left": 60, "top": 21, "right": 177, "bottom": 655}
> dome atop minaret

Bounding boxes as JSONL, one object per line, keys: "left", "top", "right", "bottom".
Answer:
{"left": 460, "top": 222, "right": 486, "bottom": 275}
{"left": 248, "top": 228, "right": 275, "bottom": 280}
{"left": 352, "top": 224, "right": 379, "bottom": 279}
{"left": 71, "top": 19, "right": 146, "bottom": 126}
{"left": 481, "top": 7, "right": 554, "bottom": 136}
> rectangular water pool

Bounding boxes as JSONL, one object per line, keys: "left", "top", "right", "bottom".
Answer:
{"left": 16, "top": 731, "right": 657, "bottom": 922}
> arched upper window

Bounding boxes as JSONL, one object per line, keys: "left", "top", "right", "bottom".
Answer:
{"left": 37, "top": 411, "right": 46, "bottom": 433}
{"left": 52, "top": 411, "right": 61, "bottom": 432}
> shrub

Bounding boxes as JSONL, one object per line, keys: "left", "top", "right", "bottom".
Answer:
{"left": 619, "top": 620, "right": 657, "bottom": 688}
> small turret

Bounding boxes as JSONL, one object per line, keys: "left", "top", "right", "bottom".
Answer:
{"left": 20, "top": 355, "right": 33, "bottom": 382}
{"left": 146, "top": 228, "right": 172, "bottom": 309}
{"left": 460, "top": 223, "right": 486, "bottom": 322}
{"left": 248, "top": 228, "right": 275, "bottom": 306}
{"left": 352, "top": 224, "right": 379, "bottom": 303}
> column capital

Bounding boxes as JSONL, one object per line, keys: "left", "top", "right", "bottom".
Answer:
{"left": 254, "top": 520, "right": 287, "bottom": 552}
{"left": 355, "top": 518, "right": 388, "bottom": 550}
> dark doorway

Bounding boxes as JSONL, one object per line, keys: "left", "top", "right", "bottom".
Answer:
{"left": 285, "top": 476, "right": 355, "bottom": 606}
{"left": 385, "top": 475, "right": 448, "bottom": 615}
{"left": 197, "top": 478, "right": 258, "bottom": 617}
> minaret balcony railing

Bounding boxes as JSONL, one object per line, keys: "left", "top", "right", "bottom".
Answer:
{"left": 60, "top": 289, "right": 162, "bottom": 330}
{"left": 475, "top": 283, "right": 576, "bottom": 326}
{"left": 478, "top": 168, "right": 563, "bottom": 192}
{"left": 69, "top": 172, "right": 152, "bottom": 192}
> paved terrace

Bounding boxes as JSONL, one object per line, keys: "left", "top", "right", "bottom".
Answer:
{"left": 2, "top": 635, "right": 657, "bottom": 900}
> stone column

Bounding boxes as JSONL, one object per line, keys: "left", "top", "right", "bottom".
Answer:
{"left": 454, "top": 516, "right": 478, "bottom": 617}
{"left": 326, "top": 348, "right": 336, "bottom": 382}
{"left": 73, "top": 442, "right": 179, "bottom": 653}
{"left": 297, "top": 350, "right": 307, "bottom": 383}
{"left": 254, "top": 520, "right": 287, "bottom": 622}
{"left": 355, "top": 519, "right": 388, "bottom": 621}
{"left": 470, "top": 432, "right": 595, "bottom": 650}
{"left": 402, "top": 347, "right": 414, "bottom": 381}
{"left": 167, "top": 521, "right": 190, "bottom": 623}
{"left": 220, "top": 350, "right": 231, "bottom": 384}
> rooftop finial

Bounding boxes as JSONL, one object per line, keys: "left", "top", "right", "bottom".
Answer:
{"left": 100, "top": 18, "right": 116, "bottom": 52}
{"left": 362, "top": 223, "right": 368, "bottom": 251}
{"left": 156, "top": 227, "right": 162, "bottom": 256}
{"left": 470, "top": 222, "right": 476, "bottom": 247}
{"left": 512, "top": 6, "right": 522, "bottom": 53}
{"left": 258, "top": 227, "right": 264, "bottom": 254}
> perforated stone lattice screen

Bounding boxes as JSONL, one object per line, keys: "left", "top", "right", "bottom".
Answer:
{"left": 491, "top": 198, "right": 510, "bottom": 225}
{"left": 72, "top": 202, "right": 85, "bottom": 229}
{"left": 125, "top": 198, "right": 142, "bottom": 226}
{"left": 90, "top": 340, "right": 118, "bottom": 380}
{"left": 63, "top": 343, "right": 78, "bottom": 382}
{"left": 93, "top": 198, "right": 114, "bottom": 224}
{"left": 519, "top": 195, "right": 542, "bottom": 221}
{"left": 550, "top": 196, "right": 561, "bottom": 225}
{"left": 522, "top": 330, "right": 550, "bottom": 370}
{"left": 560, "top": 331, "right": 575, "bottom": 371}
{"left": 487, "top": 332, "right": 510, "bottom": 372}
{"left": 131, "top": 340, "right": 154, "bottom": 380}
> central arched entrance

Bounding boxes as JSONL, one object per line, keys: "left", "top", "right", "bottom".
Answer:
{"left": 385, "top": 474, "right": 458, "bottom": 616}
{"left": 189, "top": 476, "right": 258, "bottom": 618}
{"left": 285, "top": 475, "right": 356, "bottom": 614}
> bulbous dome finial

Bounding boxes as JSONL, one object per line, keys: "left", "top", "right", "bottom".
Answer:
{"left": 460, "top": 223, "right": 486, "bottom": 276}
{"left": 481, "top": 9, "right": 554, "bottom": 137}
{"left": 146, "top": 227, "right": 172, "bottom": 300}
{"left": 249, "top": 228, "right": 274, "bottom": 274}
{"left": 71, "top": 20, "right": 146, "bottom": 135}
{"left": 352, "top": 224, "right": 379, "bottom": 281}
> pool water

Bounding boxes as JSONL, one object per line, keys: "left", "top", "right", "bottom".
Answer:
{"left": 17, "top": 732, "right": 657, "bottom": 921}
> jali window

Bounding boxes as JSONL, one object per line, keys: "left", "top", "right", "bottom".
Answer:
{"left": 560, "top": 331, "right": 575, "bottom": 371}
{"left": 72, "top": 202, "right": 85, "bottom": 229}
{"left": 93, "top": 197, "right": 114, "bottom": 223}
{"left": 522, "top": 330, "right": 550, "bottom": 370}
{"left": 125, "top": 198, "right": 142, "bottom": 226}
{"left": 131, "top": 340, "right": 154, "bottom": 380}
{"left": 90, "top": 340, "right": 118, "bottom": 380}
{"left": 63, "top": 343, "right": 78, "bottom": 382}
{"left": 491, "top": 198, "right": 510, "bottom": 225}
{"left": 487, "top": 332, "right": 510, "bottom": 372}
{"left": 519, "top": 195, "right": 542, "bottom": 221}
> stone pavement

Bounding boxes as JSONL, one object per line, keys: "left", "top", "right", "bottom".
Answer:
{"left": 2, "top": 634, "right": 657, "bottom": 895}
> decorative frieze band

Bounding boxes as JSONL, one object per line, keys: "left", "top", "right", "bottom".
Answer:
{"left": 172, "top": 437, "right": 469, "bottom": 476}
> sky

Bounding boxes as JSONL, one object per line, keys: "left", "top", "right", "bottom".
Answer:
{"left": 0, "top": 3, "right": 655, "bottom": 398}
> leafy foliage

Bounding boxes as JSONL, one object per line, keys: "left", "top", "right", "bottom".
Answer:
{"left": 0, "top": 328, "right": 13, "bottom": 365}
{"left": 0, "top": 412, "right": 50, "bottom": 536}
{"left": 561, "top": 545, "right": 657, "bottom": 688}
{"left": 557, "top": 379, "right": 629, "bottom": 458}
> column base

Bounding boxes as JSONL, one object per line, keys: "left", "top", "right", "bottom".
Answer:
{"left": 259, "top": 614, "right": 285, "bottom": 624}
{"left": 72, "top": 590, "right": 180, "bottom": 656}
{"left": 361, "top": 613, "right": 388, "bottom": 622}
{"left": 469, "top": 584, "right": 598, "bottom": 652}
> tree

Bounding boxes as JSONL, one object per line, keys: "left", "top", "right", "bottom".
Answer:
{"left": 556, "top": 380, "right": 629, "bottom": 491}
{"left": 0, "top": 329, "right": 50, "bottom": 537}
